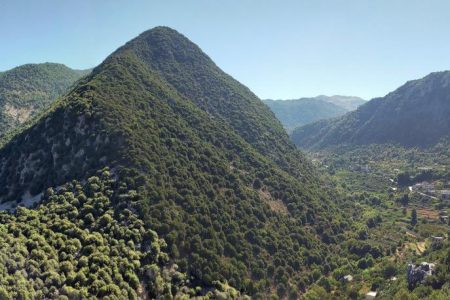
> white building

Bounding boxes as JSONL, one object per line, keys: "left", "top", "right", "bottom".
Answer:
{"left": 366, "top": 291, "right": 377, "bottom": 299}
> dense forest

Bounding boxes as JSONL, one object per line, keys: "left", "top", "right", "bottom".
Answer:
{"left": 0, "top": 169, "right": 242, "bottom": 299}
{"left": 0, "top": 63, "right": 89, "bottom": 137}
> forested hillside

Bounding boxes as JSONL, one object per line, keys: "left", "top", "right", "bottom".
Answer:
{"left": 0, "top": 27, "right": 347, "bottom": 297}
{"left": 0, "top": 169, "right": 242, "bottom": 299}
{"left": 0, "top": 63, "right": 89, "bottom": 137}
{"left": 291, "top": 71, "right": 450, "bottom": 149}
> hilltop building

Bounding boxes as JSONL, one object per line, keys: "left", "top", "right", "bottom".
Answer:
{"left": 407, "top": 262, "right": 435, "bottom": 288}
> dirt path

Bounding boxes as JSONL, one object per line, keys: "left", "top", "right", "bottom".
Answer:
{"left": 416, "top": 242, "right": 426, "bottom": 254}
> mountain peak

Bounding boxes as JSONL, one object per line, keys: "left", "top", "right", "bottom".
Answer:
{"left": 138, "top": 26, "right": 185, "bottom": 38}
{"left": 96, "top": 26, "right": 298, "bottom": 165}
{"left": 111, "top": 26, "right": 211, "bottom": 68}
{"left": 0, "top": 27, "right": 333, "bottom": 295}
{"left": 131, "top": 26, "right": 192, "bottom": 50}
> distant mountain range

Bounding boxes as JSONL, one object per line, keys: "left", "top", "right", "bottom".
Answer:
{"left": 292, "top": 71, "right": 450, "bottom": 149}
{"left": 0, "top": 63, "right": 89, "bottom": 137}
{"left": 263, "top": 95, "right": 365, "bottom": 133}
{"left": 315, "top": 95, "right": 366, "bottom": 111}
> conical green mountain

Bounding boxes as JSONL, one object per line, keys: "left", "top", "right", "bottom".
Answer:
{"left": 292, "top": 71, "right": 450, "bottom": 149}
{"left": 0, "top": 63, "right": 89, "bottom": 137}
{"left": 0, "top": 27, "right": 342, "bottom": 295}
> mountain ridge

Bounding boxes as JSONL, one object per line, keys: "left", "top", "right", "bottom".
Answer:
{"left": 291, "top": 71, "right": 450, "bottom": 149}
{"left": 0, "top": 63, "right": 90, "bottom": 137}
{"left": 263, "top": 97, "right": 349, "bottom": 132}
{"left": 313, "top": 95, "right": 365, "bottom": 110}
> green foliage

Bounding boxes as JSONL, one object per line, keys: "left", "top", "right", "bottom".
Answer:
{"left": 302, "top": 284, "right": 332, "bottom": 300}
{"left": 0, "top": 170, "right": 240, "bottom": 299}
{"left": 394, "top": 288, "right": 419, "bottom": 300}
{"left": 0, "top": 63, "right": 89, "bottom": 137}
{"left": 305, "top": 141, "right": 450, "bottom": 299}
{"left": 411, "top": 209, "right": 418, "bottom": 226}
{"left": 0, "top": 27, "right": 345, "bottom": 296}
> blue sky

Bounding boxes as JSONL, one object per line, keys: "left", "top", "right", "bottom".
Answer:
{"left": 1, "top": 0, "right": 450, "bottom": 100}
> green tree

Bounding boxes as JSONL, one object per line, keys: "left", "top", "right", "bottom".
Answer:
{"left": 0, "top": 287, "right": 11, "bottom": 300}
{"left": 400, "top": 194, "right": 410, "bottom": 206}
{"left": 411, "top": 209, "right": 417, "bottom": 226}
{"left": 397, "top": 173, "right": 411, "bottom": 187}
{"left": 394, "top": 288, "right": 418, "bottom": 300}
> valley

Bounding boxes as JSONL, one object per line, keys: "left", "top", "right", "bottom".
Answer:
{"left": 300, "top": 144, "right": 450, "bottom": 299}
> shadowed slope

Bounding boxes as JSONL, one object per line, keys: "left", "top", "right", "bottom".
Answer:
{"left": 292, "top": 71, "right": 450, "bottom": 149}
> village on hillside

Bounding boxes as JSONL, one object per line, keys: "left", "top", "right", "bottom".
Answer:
{"left": 308, "top": 149, "right": 450, "bottom": 299}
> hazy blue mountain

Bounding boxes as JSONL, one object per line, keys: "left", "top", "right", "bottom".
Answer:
{"left": 263, "top": 95, "right": 364, "bottom": 133}
{"left": 315, "top": 95, "right": 366, "bottom": 111}
{"left": 264, "top": 98, "right": 347, "bottom": 132}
